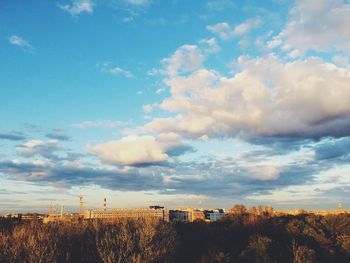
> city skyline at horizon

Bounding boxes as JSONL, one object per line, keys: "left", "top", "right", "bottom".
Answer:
{"left": 1, "top": 199, "right": 348, "bottom": 216}
{"left": 1, "top": 0, "right": 350, "bottom": 213}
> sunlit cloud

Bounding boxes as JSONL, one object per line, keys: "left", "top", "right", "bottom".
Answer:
{"left": 267, "top": 0, "right": 350, "bottom": 56}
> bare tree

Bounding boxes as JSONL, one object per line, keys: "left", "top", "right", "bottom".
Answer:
{"left": 292, "top": 240, "right": 316, "bottom": 263}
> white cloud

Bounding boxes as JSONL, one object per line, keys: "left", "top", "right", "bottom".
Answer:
{"left": 143, "top": 103, "right": 158, "bottom": 113}
{"left": 88, "top": 135, "right": 168, "bottom": 166}
{"left": 97, "top": 62, "right": 134, "bottom": 78}
{"left": 147, "top": 68, "right": 160, "bottom": 76}
{"left": 20, "top": 140, "right": 45, "bottom": 149}
{"left": 59, "top": 0, "right": 94, "bottom": 16}
{"left": 267, "top": 36, "right": 282, "bottom": 49}
{"left": 248, "top": 165, "right": 280, "bottom": 181}
{"left": 207, "top": 17, "right": 261, "bottom": 40}
{"left": 143, "top": 52, "right": 350, "bottom": 140}
{"left": 121, "top": 16, "right": 134, "bottom": 23}
{"left": 162, "top": 45, "right": 204, "bottom": 76}
{"left": 268, "top": 0, "right": 350, "bottom": 55}
{"left": 332, "top": 55, "right": 349, "bottom": 68}
{"left": 207, "top": 22, "right": 230, "bottom": 38}
{"left": 88, "top": 132, "right": 191, "bottom": 166}
{"left": 158, "top": 39, "right": 218, "bottom": 78}
{"left": 109, "top": 67, "right": 134, "bottom": 78}
{"left": 73, "top": 120, "right": 124, "bottom": 129}
{"left": 8, "top": 35, "right": 33, "bottom": 50}
{"left": 199, "top": 37, "right": 220, "bottom": 54}
{"left": 155, "top": 88, "right": 165, "bottom": 94}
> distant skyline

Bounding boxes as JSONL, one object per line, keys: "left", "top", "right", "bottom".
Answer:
{"left": 1, "top": 0, "right": 350, "bottom": 213}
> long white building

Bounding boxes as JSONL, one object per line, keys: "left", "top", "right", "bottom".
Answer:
{"left": 84, "top": 207, "right": 168, "bottom": 221}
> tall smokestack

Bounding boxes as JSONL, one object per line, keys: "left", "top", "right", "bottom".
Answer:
{"left": 78, "top": 196, "right": 84, "bottom": 216}
{"left": 104, "top": 198, "right": 107, "bottom": 211}
{"left": 60, "top": 205, "right": 64, "bottom": 219}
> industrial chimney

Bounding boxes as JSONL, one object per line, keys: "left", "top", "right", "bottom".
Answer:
{"left": 78, "top": 196, "right": 84, "bottom": 216}
{"left": 60, "top": 205, "right": 64, "bottom": 219}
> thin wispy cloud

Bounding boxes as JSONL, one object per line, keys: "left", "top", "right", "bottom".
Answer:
{"left": 45, "top": 132, "right": 71, "bottom": 141}
{"left": 97, "top": 62, "right": 134, "bottom": 78}
{"left": 73, "top": 120, "right": 125, "bottom": 129}
{"left": 58, "top": 0, "right": 94, "bottom": 16}
{"left": 8, "top": 35, "right": 33, "bottom": 51}
{"left": 109, "top": 67, "right": 134, "bottom": 78}
{"left": 126, "top": 0, "right": 151, "bottom": 6}
{"left": 206, "top": 0, "right": 235, "bottom": 11}
{"left": 109, "top": 0, "right": 153, "bottom": 19}
{"left": 155, "top": 88, "right": 165, "bottom": 94}
{"left": 207, "top": 17, "right": 261, "bottom": 40}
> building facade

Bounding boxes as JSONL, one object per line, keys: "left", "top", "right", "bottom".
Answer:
{"left": 204, "top": 209, "right": 225, "bottom": 221}
{"left": 85, "top": 207, "right": 168, "bottom": 221}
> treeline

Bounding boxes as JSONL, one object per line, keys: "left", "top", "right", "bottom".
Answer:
{"left": 0, "top": 218, "right": 175, "bottom": 263}
{"left": 1, "top": 209, "right": 350, "bottom": 263}
{"left": 175, "top": 211, "right": 350, "bottom": 263}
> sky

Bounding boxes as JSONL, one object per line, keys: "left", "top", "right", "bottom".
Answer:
{"left": 1, "top": 0, "right": 350, "bottom": 213}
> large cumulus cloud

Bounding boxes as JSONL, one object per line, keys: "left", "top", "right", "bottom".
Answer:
{"left": 88, "top": 133, "right": 194, "bottom": 166}
{"left": 143, "top": 54, "right": 350, "bottom": 141}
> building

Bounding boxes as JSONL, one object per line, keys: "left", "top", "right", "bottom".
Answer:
{"left": 169, "top": 208, "right": 206, "bottom": 222}
{"left": 21, "top": 213, "right": 44, "bottom": 221}
{"left": 0, "top": 214, "right": 21, "bottom": 220}
{"left": 169, "top": 208, "right": 226, "bottom": 222}
{"left": 169, "top": 210, "right": 189, "bottom": 222}
{"left": 85, "top": 206, "right": 168, "bottom": 221}
{"left": 43, "top": 214, "right": 78, "bottom": 223}
{"left": 186, "top": 208, "right": 205, "bottom": 222}
{"left": 204, "top": 209, "right": 225, "bottom": 222}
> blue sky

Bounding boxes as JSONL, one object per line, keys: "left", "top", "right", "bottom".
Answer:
{"left": 1, "top": 0, "right": 350, "bottom": 213}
